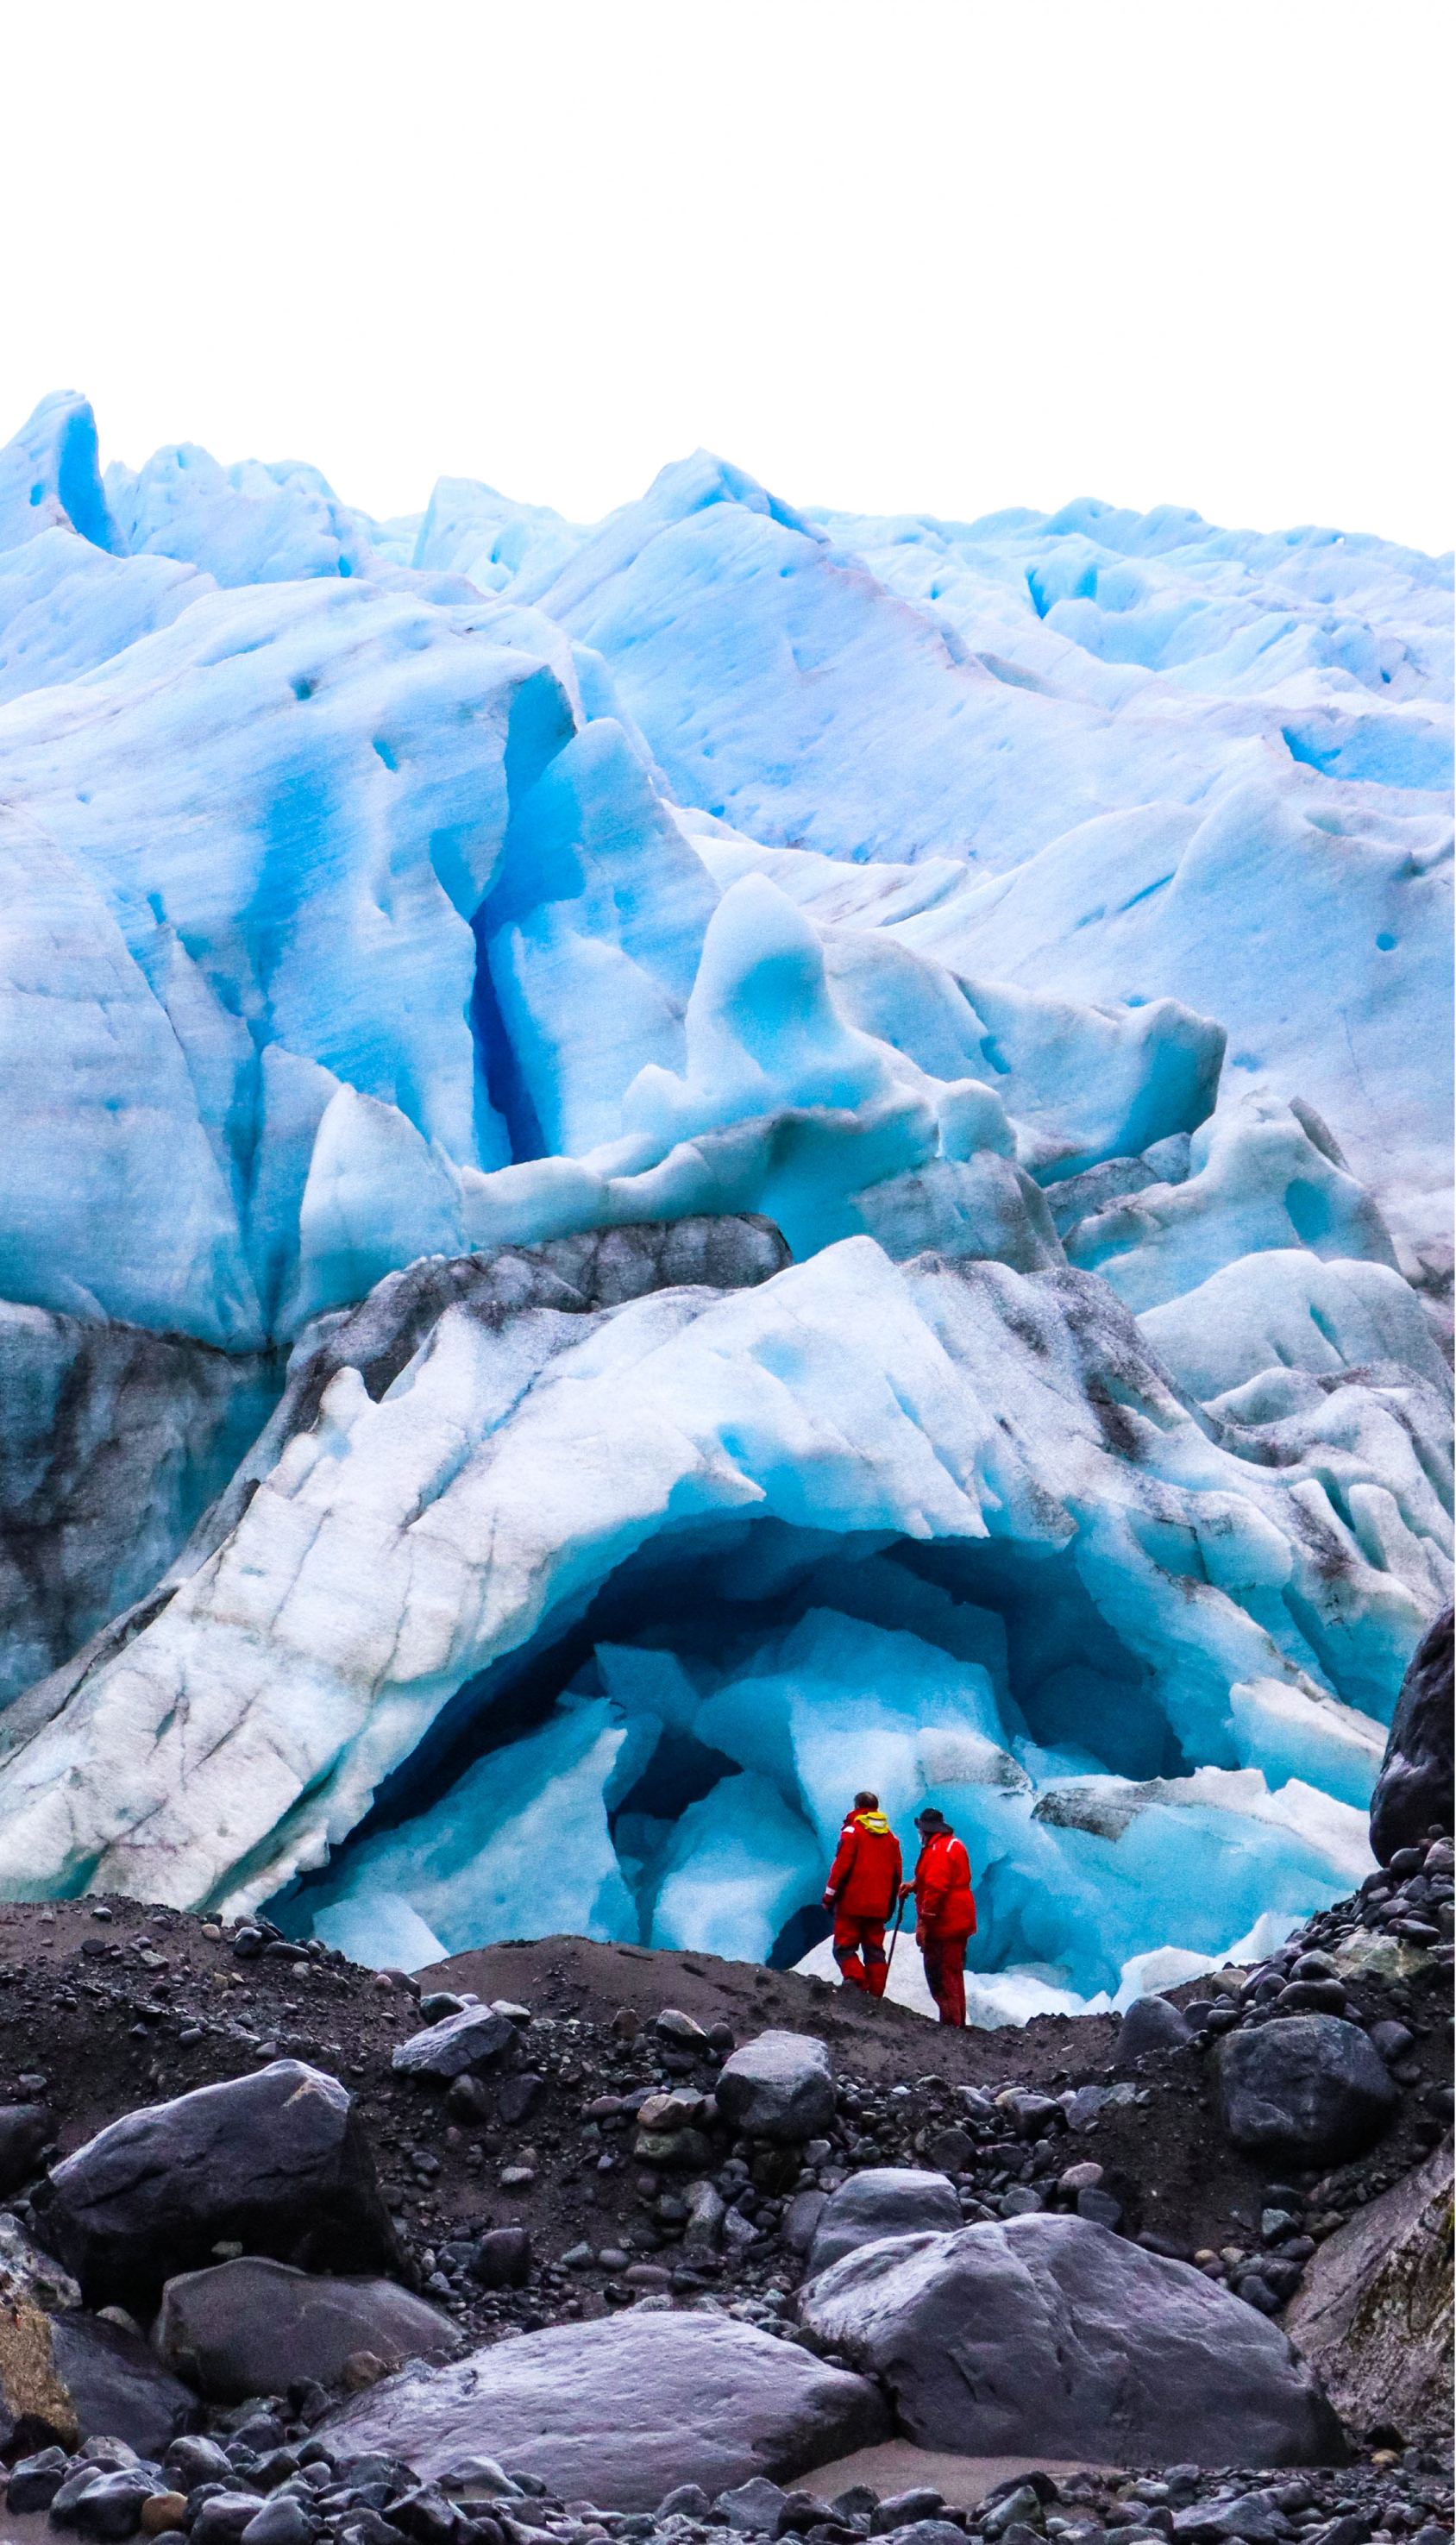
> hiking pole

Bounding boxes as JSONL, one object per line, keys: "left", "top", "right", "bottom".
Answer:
{"left": 882, "top": 1895, "right": 907, "bottom": 1976}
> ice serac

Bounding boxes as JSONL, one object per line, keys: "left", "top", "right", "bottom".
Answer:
{"left": 0, "top": 574, "right": 579, "bottom": 1341}
{"left": 543, "top": 458, "right": 1450, "bottom": 1285}
{"left": 0, "top": 389, "right": 1449, "bottom": 2013}
{"left": 0, "top": 393, "right": 126, "bottom": 558}
{"left": 480, "top": 714, "right": 719, "bottom": 1157}
{"left": 104, "top": 443, "right": 374, "bottom": 587}
{"left": 0, "top": 531, "right": 213, "bottom": 707}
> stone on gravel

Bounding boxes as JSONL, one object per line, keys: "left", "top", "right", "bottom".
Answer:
{"left": 162, "top": 2435, "right": 232, "bottom": 2489}
{"left": 1214, "top": 2017, "right": 1399, "bottom": 2165}
{"left": 238, "top": 2498, "right": 315, "bottom": 2545}
{"left": 1283, "top": 2137, "right": 1453, "bottom": 2442}
{"left": 1331, "top": 1931, "right": 1428, "bottom": 1988}
{"left": 417, "top": 1993, "right": 469, "bottom": 2024}
{"left": 783, "top": 2190, "right": 829, "bottom": 2255}
{"left": 1172, "top": 2492, "right": 1290, "bottom": 2542}
{"left": 656, "top": 2008, "right": 709, "bottom": 2045}
{"left": 1277, "top": 1981, "right": 1347, "bottom": 2016}
{"left": 1367, "top": 2020, "right": 1415, "bottom": 2064}
{"left": 1370, "top": 1606, "right": 1453, "bottom": 1863}
{"left": 797, "top": 2213, "right": 1345, "bottom": 2464}
{"left": 1059, "top": 2162, "right": 1104, "bottom": 2194}
{"left": 35, "top": 2059, "right": 399, "bottom": 2313}
{"left": 999, "top": 2187, "right": 1044, "bottom": 2217}
{"left": 318, "top": 2307, "right": 888, "bottom": 2508}
{"left": 139, "top": 2498, "right": 187, "bottom": 2537}
{"left": 922, "top": 2127, "right": 976, "bottom": 2174}
{"left": 436, "top": 2457, "right": 524, "bottom": 2502}
{"left": 683, "top": 2181, "right": 726, "bottom": 2252}
{"left": 714, "top": 2033, "right": 835, "bottom": 2145}
{"left": 392, "top": 2005, "right": 517, "bottom": 2081}
{"left": 67, "top": 2466, "right": 163, "bottom": 2539}
{"left": 471, "top": 2227, "right": 531, "bottom": 2289}
{"left": 6, "top": 2445, "right": 70, "bottom": 2512}
{"left": 49, "top": 2309, "right": 197, "bottom": 2457}
{"left": 0, "top": 2102, "right": 52, "bottom": 2197}
{"left": 497, "top": 2071, "right": 543, "bottom": 2127}
{"left": 445, "top": 2076, "right": 493, "bottom": 2124}
{"left": 1076, "top": 2188, "right": 1124, "bottom": 2230}
{"left": 659, "top": 2483, "right": 714, "bottom": 2517}
{"left": 1064, "top": 2085, "right": 1107, "bottom": 2132}
{"left": 872, "top": 2489, "right": 951, "bottom": 2532}
{"left": 716, "top": 2476, "right": 789, "bottom": 2531}
{"left": 191, "top": 2493, "right": 274, "bottom": 2545}
{"left": 807, "top": 2169, "right": 962, "bottom": 2276}
{"left": 154, "top": 2253, "right": 463, "bottom": 2400}
{"left": 1119, "top": 1995, "right": 1193, "bottom": 2059}
{"left": 0, "top": 2206, "right": 81, "bottom": 2312}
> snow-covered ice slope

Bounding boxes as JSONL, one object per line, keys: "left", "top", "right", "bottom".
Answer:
{"left": 0, "top": 390, "right": 1448, "bottom": 2016}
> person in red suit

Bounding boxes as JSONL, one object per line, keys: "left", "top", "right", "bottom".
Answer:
{"left": 822, "top": 1790, "right": 902, "bottom": 1996}
{"left": 901, "top": 1805, "right": 977, "bottom": 2024}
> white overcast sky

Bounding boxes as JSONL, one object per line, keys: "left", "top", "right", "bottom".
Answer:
{"left": 3, "top": 1, "right": 1450, "bottom": 551}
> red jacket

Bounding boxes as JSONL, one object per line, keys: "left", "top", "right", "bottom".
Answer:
{"left": 913, "top": 1829, "right": 976, "bottom": 1939}
{"left": 824, "top": 1811, "right": 902, "bottom": 1920}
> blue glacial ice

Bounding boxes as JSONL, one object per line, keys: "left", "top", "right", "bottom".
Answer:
{"left": 0, "top": 389, "right": 1448, "bottom": 2021}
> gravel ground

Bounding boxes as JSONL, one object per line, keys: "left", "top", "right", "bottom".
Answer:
{"left": 0, "top": 1870, "right": 1449, "bottom": 2542}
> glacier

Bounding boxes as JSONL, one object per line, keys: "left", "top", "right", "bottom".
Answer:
{"left": 0, "top": 386, "right": 1448, "bottom": 2021}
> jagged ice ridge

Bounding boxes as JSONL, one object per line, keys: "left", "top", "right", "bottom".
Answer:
{"left": 0, "top": 389, "right": 1450, "bottom": 2022}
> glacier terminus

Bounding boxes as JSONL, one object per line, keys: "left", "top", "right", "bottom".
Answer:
{"left": 0, "top": 387, "right": 1449, "bottom": 2026}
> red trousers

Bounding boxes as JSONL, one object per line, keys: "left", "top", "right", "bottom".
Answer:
{"left": 833, "top": 1911, "right": 888, "bottom": 1995}
{"left": 922, "top": 1932, "right": 968, "bottom": 2025}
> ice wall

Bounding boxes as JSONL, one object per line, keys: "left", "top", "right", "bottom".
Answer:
{"left": 0, "top": 388, "right": 1448, "bottom": 2017}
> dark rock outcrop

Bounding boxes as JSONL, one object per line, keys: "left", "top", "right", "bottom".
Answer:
{"left": 0, "top": 1304, "right": 276, "bottom": 1712}
{"left": 1284, "top": 2137, "right": 1453, "bottom": 2443}
{"left": 1371, "top": 1608, "right": 1454, "bottom": 1863}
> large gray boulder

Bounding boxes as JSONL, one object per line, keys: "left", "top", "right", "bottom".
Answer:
{"left": 715, "top": 2033, "right": 835, "bottom": 2145}
{"left": 392, "top": 2005, "right": 517, "bottom": 2082}
{"left": 320, "top": 2308, "right": 888, "bottom": 2507}
{"left": 1284, "top": 2139, "right": 1453, "bottom": 2444}
{"left": 35, "top": 2061, "right": 399, "bottom": 2315}
{"left": 1214, "top": 2016, "right": 1398, "bottom": 2165}
{"left": 1118, "top": 1995, "right": 1192, "bottom": 2060}
{"left": 797, "top": 2214, "right": 1344, "bottom": 2466}
{"left": 154, "top": 2256, "right": 463, "bottom": 2400}
{"left": 807, "top": 2169, "right": 961, "bottom": 2277}
{"left": 1371, "top": 1608, "right": 1453, "bottom": 1863}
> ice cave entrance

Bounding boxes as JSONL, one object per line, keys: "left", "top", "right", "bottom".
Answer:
{"left": 275, "top": 1515, "right": 1357, "bottom": 2007}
